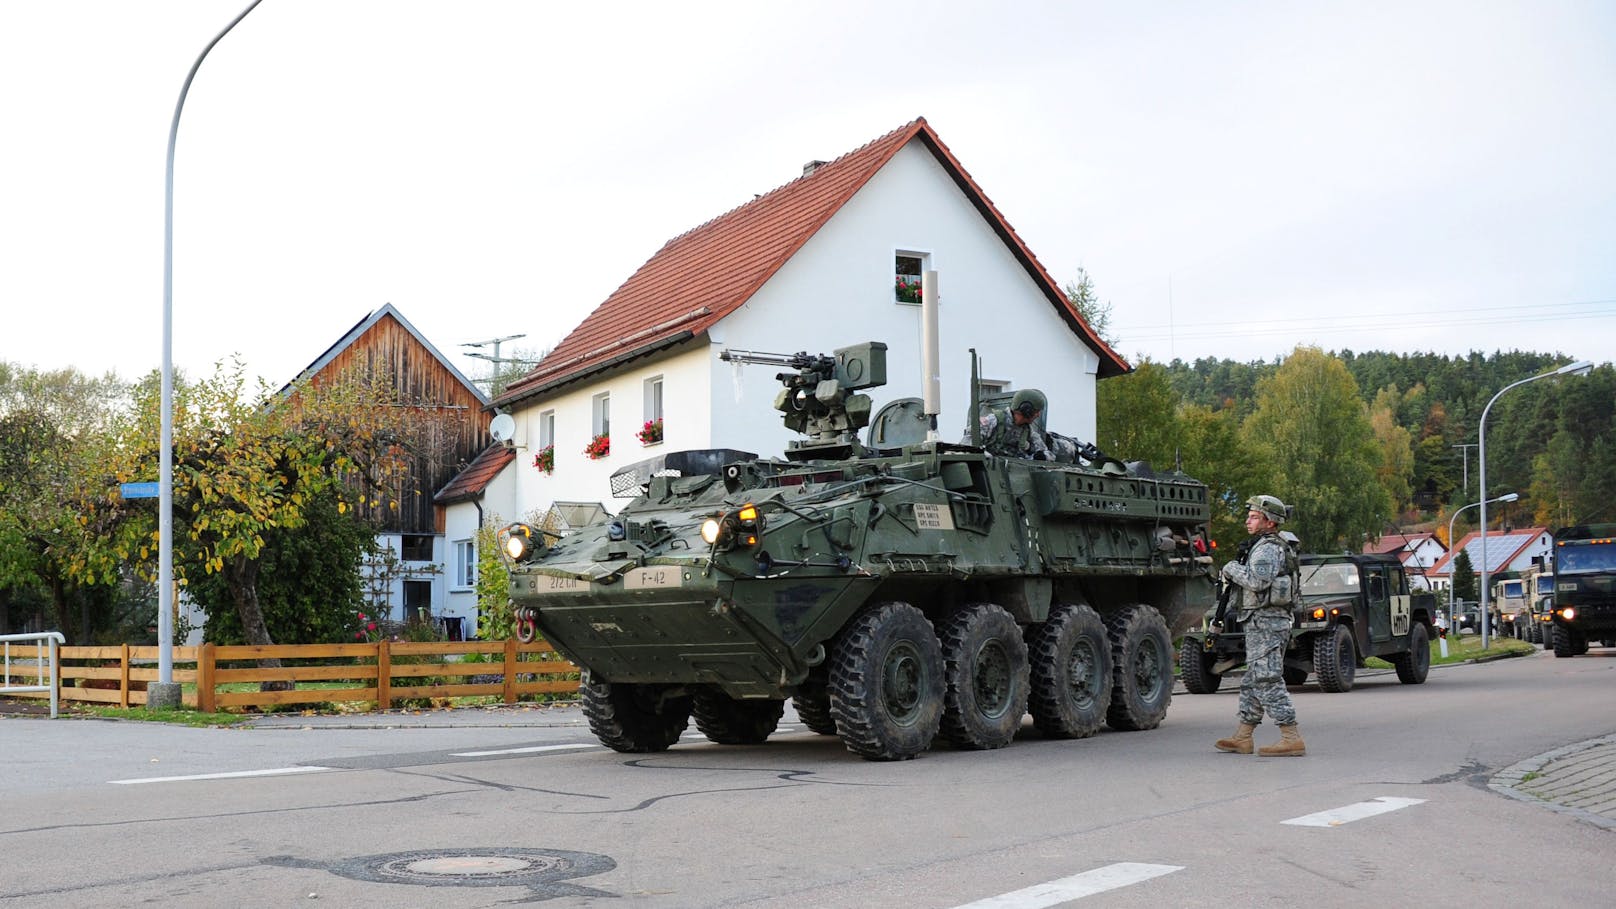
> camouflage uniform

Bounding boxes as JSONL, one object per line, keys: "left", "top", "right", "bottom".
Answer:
{"left": 978, "top": 408, "right": 1051, "bottom": 460}
{"left": 1221, "top": 532, "right": 1297, "bottom": 726}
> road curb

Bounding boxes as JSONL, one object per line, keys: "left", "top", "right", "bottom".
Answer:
{"left": 1490, "top": 732, "right": 1616, "bottom": 831}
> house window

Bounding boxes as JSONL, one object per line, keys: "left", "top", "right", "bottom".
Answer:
{"left": 977, "top": 379, "right": 1008, "bottom": 398}
{"left": 538, "top": 409, "right": 555, "bottom": 450}
{"left": 592, "top": 392, "right": 610, "bottom": 438}
{"left": 452, "top": 539, "right": 475, "bottom": 589}
{"left": 400, "top": 534, "right": 434, "bottom": 562}
{"left": 895, "top": 252, "right": 927, "bottom": 304}
{"left": 641, "top": 376, "right": 664, "bottom": 444}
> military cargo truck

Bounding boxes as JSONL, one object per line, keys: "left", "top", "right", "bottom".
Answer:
{"left": 1180, "top": 552, "right": 1437, "bottom": 693}
{"left": 499, "top": 341, "right": 1217, "bottom": 761}
{"left": 1548, "top": 524, "right": 1616, "bottom": 656}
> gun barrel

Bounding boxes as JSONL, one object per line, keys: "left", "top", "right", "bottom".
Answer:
{"left": 718, "top": 348, "right": 807, "bottom": 368}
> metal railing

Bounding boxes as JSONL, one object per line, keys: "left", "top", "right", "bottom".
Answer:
{"left": 1, "top": 632, "right": 65, "bottom": 718}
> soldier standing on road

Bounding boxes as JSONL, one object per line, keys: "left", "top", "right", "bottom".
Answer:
{"left": 1214, "top": 494, "right": 1306, "bottom": 757}
{"left": 978, "top": 389, "right": 1051, "bottom": 460}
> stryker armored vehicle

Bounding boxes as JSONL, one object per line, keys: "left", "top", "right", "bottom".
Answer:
{"left": 1179, "top": 552, "right": 1437, "bottom": 694}
{"left": 500, "top": 341, "right": 1217, "bottom": 760}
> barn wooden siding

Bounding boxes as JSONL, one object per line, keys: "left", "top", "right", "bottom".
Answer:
{"left": 308, "top": 313, "right": 489, "bottom": 534}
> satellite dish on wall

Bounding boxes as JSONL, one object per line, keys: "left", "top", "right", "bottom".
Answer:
{"left": 489, "top": 413, "right": 516, "bottom": 445}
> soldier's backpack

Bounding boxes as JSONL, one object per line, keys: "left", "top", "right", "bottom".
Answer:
{"left": 1266, "top": 532, "right": 1303, "bottom": 608}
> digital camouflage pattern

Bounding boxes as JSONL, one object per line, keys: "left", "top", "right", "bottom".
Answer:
{"left": 978, "top": 407, "right": 1050, "bottom": 460}
{"left": 1234, "top": 609, "right": 1297, "bottom": 725}
{"left": 1221, "top": 531, "right": 1297, "bottom": 726}
{"left": 1222, "top": 533, "right": 1288, "bottom": 620}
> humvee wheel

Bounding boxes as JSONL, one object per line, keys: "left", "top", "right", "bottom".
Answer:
{"left": 1027, "top": 602, "right": 1112, "bottom": 738}
{"left": 1314, "top": 624, "right": 1357, "bottom": 692}
{"left": 579, "top": 673, "right": 691, "bottom": 753}
{"left": 791, "top": 677, "right": 838, "bottom": 735}
{"left": 1392, "top": 623, "right": 1431, "bottom": 684}
{"left": 691, "top": 689, "right": 785, "bottom": 744}
{"left": 938, "top": 603, "right": 1030, "bottom": 750}
{"left": 1282, "top": 666, "right": 1308, "bottom": 687}
{"left": 1178, "top": 635, "right": 1222, "bottom": 694}
{"left": 828, "top": 601, "right": 944, "bottom": 761}
{"left": 1105, "top": 604, "right": 1173, "bottom": 731}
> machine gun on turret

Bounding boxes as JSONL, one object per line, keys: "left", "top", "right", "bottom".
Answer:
{"left": 719, "top": 341, "right": 887, "bottom": 461}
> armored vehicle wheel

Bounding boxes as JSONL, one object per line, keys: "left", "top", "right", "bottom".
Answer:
{"left": 828, "top": 601, "right": 944, "bottom": 761}
{"left": 691, "top": 689, "right": 785, "bottom": 744}
{"left": 1552, "top": 624, "right": 1579, "bottom": 658}
{"left": 1314, "top": 624, "right": 1357, "bottom": 692}
{"left": 1027, "top": 602, "right": 1112, "bottom": 738}
{"left": 1178, "top": 635, "right": 1222, "bottom": 694}
{"left": 938, "top": 603, "right": 1030, "bottom": 750}
{"left": 1391, "top": 623, "right": 1431, "bottom": 684}
{"left": 1104, "top": 604, "right": 1173, "bottom": 731}
{"left": 791, "top": 683, "right": 838, "bottom": 735}
{"left": 579, "top": 673, "right": 692, "bottom": 753}
{"left": 1282, "top": 666, "right": 1308, "bottom": 687}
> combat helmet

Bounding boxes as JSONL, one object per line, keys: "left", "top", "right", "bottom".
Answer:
{"left": 1246, "top": 494, "right": 1291, "bottom": 524}
{"left": 1010, "top": 389, "right": 1047, "bottom": 419}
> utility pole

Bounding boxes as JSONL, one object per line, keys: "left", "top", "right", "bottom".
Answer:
{"left": 1452, "top": 443, "right": 1478, "bottom": 496}
{"left": 462, "top": 334, "right": 538, "bottom": 397}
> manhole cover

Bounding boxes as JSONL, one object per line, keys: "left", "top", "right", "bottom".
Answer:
{"left": 265, "top": 847, "right": 615, "bottom": 899}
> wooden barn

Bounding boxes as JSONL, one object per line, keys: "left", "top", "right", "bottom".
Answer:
{"left": 287, "top": 303, "right": 491, "bottom": 625}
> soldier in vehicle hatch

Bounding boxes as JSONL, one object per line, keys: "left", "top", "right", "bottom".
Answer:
{"left": 1215, "top": 494, "right": 1307, "bottom": 757}
{"left": 978, "top": 389, "right": 1051, "bottom": 460}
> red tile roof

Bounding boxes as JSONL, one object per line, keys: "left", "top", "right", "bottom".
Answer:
{"left": 1363, "top": 533, "right": 1433, "bottom": 555}
{"left": 1428, "top": 526, "right": 1550, "bottom": 576}
{"left": 498, "top": 117, "right": 1128, "bottom": 407}
{"left": 434, "top": 443, "right": 516, "bottom": 505}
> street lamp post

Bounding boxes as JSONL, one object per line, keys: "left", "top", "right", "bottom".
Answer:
{"left": 1447, "top": 493, "right": 1518, "bottom": 635}
{"left": 1478, "top": 360, "right": 1593, "bottom": 649}
{"left": 153, "top": 0, "right": 263, "bottom": 709}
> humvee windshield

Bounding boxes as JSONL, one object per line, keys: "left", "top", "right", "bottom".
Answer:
{"left": 1301, "top": 562, "right": 1360, "bottom": 597}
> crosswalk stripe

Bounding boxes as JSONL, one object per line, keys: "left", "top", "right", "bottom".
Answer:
{"left": 1281, "top": 796, "right": 1426, "bottom": 827}
{"left": 948, "top": 862, "right": 1184, "bottom": 908}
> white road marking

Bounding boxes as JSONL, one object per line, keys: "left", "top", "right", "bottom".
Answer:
{"left": 111, "top": 766, "right": 333, "bottom": 785}
{"left": 1281, "top": 796, "right": 1426, "bottom": 827}
{"left": 948, "top": 863, "right": 1184, "bottom": 908}
{"left": 450, "top": 743, "right": 599, "bottom": 757}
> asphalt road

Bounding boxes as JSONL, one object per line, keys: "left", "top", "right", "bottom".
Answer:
{"left": 2, "top": 648, "right": 1613, "bottom": 908}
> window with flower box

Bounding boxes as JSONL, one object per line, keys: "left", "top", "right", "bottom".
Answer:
{"left": 641, "top": 376, "right": 664, "bottom": 445}
{"left": 895, "top": 252, "right": 928, "bottom": 304}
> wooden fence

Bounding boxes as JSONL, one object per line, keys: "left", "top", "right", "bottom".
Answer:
{"left": 0, "top": 639, "right": 579, "bottom": 713}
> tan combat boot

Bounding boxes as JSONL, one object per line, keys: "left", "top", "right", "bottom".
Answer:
{"left": 1215, "top": 723, "right": 1256, "bottom": 754}
{"left": 1258, "top": 724, "right": 1306, "bottom": 757}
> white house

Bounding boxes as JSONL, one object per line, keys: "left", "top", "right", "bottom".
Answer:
{"left": 1363, "top": 532, "right": 1446, "bottom": 590}
{"left": 448, "top": 117, "right": 1128, "bottom": 604}
{"left": 1426, "top": 526, "right": 1553, "bottom": 592}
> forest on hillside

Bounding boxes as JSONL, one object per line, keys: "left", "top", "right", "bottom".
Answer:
{"left": 1093, "top": 347, "right": 1613, "bottom": 554}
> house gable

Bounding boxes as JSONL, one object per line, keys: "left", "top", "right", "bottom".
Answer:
{"left": 287, "top": 303, "right": 492, "bottom": 534}
{"left": 497, "top": 117, "right": 1127, "bottom": 410}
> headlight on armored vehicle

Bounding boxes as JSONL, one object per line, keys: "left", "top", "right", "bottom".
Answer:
{"left": 1561, "top": 606, "right": 1577, "bottom": 620}
{"left": 700, "top": 504, "right": 764, "bottom": 550}
{"left": 501, "top": 523, "right": 539, "bottom": 563}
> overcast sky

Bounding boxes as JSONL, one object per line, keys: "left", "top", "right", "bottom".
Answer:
{"left": 4, "top": 1, "right": 1613, "bottom": 392}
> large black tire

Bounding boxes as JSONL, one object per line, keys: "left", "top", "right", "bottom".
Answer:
{"left": 790, "top": 681, "right": 838, "bottom": 735}
{"left": 1026, "top": 602, "right": 1113, "bottom": 738}
{"left": 938, "top": 603, "right": 1030, "bottom": 750}
{"left": 1552, "top": 624, "right": 1578, "bottom": 658}
{"left": 580, "top": 673, "right": 691, "bottom": 753}
{"left": 827, "top": 601, "right": 945, "bottom": 761}
{"left": 1105, "top": 604, "right": 1174, "bottom": 731}
{"left": 1314, "top": 624, "right": 1357, "bottom": 692}
{"left": 1392, "top": 623, "right": 1431, "bottom": 685}
{"left": 1282, "top": 666, "right": 1308, "bottom": 687}
{"left": 691, "top": 688, "right": 784, "bottom": 744}
{"left": 1179, "top": 635, "right": 1223, "bottom": 694}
